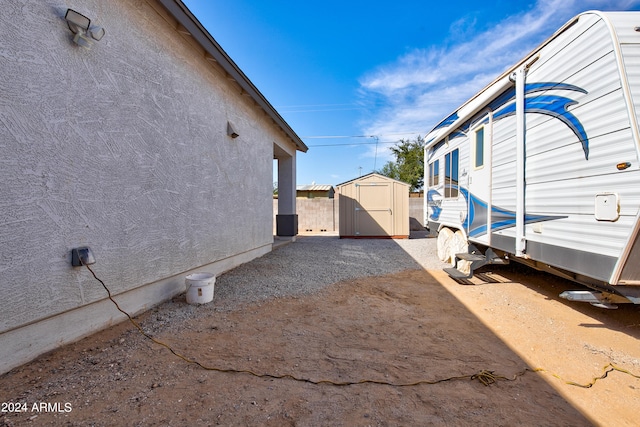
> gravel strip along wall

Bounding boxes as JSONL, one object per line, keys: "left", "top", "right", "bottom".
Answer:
{"left": 143, "top": 235, "right": 450, "bottom": 333}
{"left": 214, "top": 235, "right": 448, "bottom": 309}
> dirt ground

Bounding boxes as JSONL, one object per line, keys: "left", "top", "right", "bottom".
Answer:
{"left": 1, "top": 254, "right": 639, "bottom": 425}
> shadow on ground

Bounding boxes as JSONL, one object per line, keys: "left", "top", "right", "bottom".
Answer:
{"left": 0, "top": 236, "right": 594, "bottom": 426}
{"left": 470, "top": 262, "right": 640, "bottom": 342}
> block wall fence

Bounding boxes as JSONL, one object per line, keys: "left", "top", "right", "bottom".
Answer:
{"left": 273, "top": 197, "right": 425, "bottom": 234}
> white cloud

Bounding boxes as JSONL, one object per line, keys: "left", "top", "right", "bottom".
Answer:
{"left": 358, "top": 0, "right": 640, "bottom": 149}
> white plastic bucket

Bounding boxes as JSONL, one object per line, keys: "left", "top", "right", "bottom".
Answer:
{"left": 185, "top": 273, "right": 215, "bottom": 304}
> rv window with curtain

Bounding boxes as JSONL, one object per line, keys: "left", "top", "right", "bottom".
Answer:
{"left": 445, "top": 148, "right": 459, "bottom": 198}
{"left": 429, "top": 159, "right": 439, "bottom": 186}
{"left": 475, "top": 127, "right": 484, "bottom": 168}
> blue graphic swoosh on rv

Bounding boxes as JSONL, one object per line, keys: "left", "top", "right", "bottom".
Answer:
{"left": 453, "top": 187, "right": 565, "bottom": 237}
{"left": 491, "top": 82, "right": 589, "bottom": 159}
{"left": 427, "top": 186, "right": 565, "bottom": 235}
{"left": 427, "top": 189, "right": 442, "bottom": 221}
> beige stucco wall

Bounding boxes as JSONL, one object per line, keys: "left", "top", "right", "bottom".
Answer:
{"left": 0, "top": 0, "right": 293, "bottom": 373}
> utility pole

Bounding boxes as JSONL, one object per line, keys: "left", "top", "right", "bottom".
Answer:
{"left": 373, "top": 136, "right": 379, "bottom": 171}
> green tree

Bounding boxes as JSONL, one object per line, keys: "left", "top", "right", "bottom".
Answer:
{"left": 377, "top": 161, "right": 400, "bottom": 181}
{"left": 376, "top": 136, "right": 425, "bottom": 191}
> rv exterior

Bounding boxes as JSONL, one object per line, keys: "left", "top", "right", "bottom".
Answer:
{"left": 424, "top": 11, "right": 640, "bottom": 307}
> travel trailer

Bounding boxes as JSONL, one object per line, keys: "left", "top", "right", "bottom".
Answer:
{"left": 424, "top": 11, "right": 640, "bottom": 307}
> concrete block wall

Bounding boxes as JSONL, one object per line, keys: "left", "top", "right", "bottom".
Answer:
{"left": 274, "top": 197, "right": 424, "bottom": 234}
{"left": 410, "top": 197, "right": 426, "bottom": 228}
{"left": 273, "top": 198, "right": 338, "bottom": 233}
{"left": 297, "top": 198, "right": 338, "bottom": 232}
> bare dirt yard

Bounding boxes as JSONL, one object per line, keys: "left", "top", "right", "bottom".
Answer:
{"left": 1, "top": 235, "right": 639, "bottom": 426}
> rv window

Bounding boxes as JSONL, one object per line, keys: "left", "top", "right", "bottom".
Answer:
{"left": 430, "top": 159, "right": 439, "bottom": 186}
{"left": 445, "top": 148, "right": 459, "bottom": 198}
{"left": 475, "top": 128, "right": 484, "bottom": 168}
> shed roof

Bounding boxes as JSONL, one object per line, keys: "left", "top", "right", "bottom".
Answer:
{"left": 335, "top": 173, "right": 411, "bottom": 188}
{"left": 297, "top": 185, "right": 334, "bottom": 192}
{"left": 158, "top": 0, "right": 307, "bottom": 153}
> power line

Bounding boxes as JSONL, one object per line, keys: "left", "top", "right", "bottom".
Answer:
{"left": 301, "top": 135, "right": 375, "bottom": 139}
{"left": 302, "top": 133, "right": 424, "bottom": 147}
{"left": 275, "top": 103, "right": 360, "bottom": 108}
{"left": 280, "top": 107, "right": 366, "bottom": 113}
{"left": 306, "top": 140, "right": 398, "bottom": 147}
{"left": 301, "top": 132, "right": 423, "bottom": 139}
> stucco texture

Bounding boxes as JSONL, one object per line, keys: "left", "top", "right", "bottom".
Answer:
{"left": 0, "top": 1, "right": 282, "bottom": 333}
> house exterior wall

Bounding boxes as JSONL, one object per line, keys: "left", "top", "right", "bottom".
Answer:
{"left": 0, "top": 0, "right": 291, "bottom": 373}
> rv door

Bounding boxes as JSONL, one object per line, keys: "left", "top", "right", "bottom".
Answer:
{"left": 466, "top": 116, "right": 492, "bottom": 245}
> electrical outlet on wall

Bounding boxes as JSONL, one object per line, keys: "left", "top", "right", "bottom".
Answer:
{"left": 71, "top": 247, "right": 96, "bottom": 266}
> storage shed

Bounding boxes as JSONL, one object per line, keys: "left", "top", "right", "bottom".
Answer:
{"left": 337, "top": 173, "right": 410, "bottom": 238}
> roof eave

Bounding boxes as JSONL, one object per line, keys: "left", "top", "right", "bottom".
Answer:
{"left": 158, "top": 0, "right": 308, "bottom": 153}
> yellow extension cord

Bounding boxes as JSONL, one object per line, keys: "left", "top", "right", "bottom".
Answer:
{"left": 85, "top": 264, "right": 640, "bottom": 388}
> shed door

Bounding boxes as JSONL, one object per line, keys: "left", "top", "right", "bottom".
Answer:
{"left": 356, "top": 183, "right": 393, "bottom": 236}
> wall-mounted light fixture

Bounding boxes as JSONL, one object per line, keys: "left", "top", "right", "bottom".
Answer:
{"left": 227, "top": 121, "right": 239, "bottom": 138}
{"left": 65, "top": 9, "right": 105, "bottom": 49}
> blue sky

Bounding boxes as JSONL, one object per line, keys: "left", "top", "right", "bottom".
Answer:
{"left": 183, "top": 0, "right": 640, "bottom": 187}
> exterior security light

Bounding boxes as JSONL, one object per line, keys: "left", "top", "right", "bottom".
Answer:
{"left": 65, "top": 9, "right": 105, "bottom": 49}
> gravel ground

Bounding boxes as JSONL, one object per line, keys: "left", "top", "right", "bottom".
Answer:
{"left": 144, "top": 233, "right": 449, "bottom": 333}
{"left": 215, "top": 233, "right": 448, "bottom": 308}
{"left": 2, "top": 232, "right": 638, "bottom": 426}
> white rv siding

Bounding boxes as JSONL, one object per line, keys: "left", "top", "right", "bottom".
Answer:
{"left": 623, "top": 44, "right": 640, "bottom": 122}
{"left": 425, "top": 11, "right": 640, "bottom": 286}
{"left": 429, "top": 136, "right": 469, "bottom": 229}
{"left": 520, "top": 14, "right": 640, "bottom": 275}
